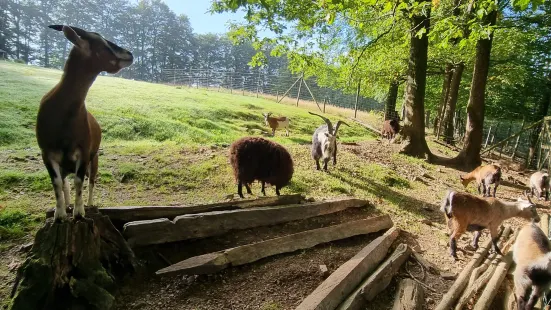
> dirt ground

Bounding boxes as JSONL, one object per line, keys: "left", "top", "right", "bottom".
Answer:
{"left": 110, "top": 139, "right": 547, "bottom": 310}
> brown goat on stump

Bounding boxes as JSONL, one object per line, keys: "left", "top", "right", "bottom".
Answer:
{"left": 460, "top": 164, "right": 502, "bottom": 197}
{"left": 229, "top": 137, "right": 294, "bottom": 198}
{"left": 36, "top": 25, "right": 133, "bottom": 220}
{"left": 381, "top": 119, "right": 400, "bottom": 142}
{"left": 441, "top": 190, "right": 539, "bottom": 259}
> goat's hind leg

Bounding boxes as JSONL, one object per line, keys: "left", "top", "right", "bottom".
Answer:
{"left": 237, "top": 181, "right": 244, "bottom": 198}
{"left": 73, "top": 160, "right": 88, "bottom": 219}
{"left": 472, "top": 230, "right": 482, "bottom": 249}
{"left": 245, "top": 183, "right": 253, "bottom": 195}
{"left": 261, "top": 181, "right": 266, "bottom": 196}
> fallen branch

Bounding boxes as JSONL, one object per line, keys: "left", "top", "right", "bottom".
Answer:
{"left": 392, "top": 278, "right": 425, "bottom": 310}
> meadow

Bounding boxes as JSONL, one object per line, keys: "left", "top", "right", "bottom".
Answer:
{"left": 0, "top": 61, "right": 412, "bottom": 243}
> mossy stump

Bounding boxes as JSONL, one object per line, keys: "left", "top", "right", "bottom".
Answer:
{"left": 9, "top": 208, "right": 138, "bottom": 310}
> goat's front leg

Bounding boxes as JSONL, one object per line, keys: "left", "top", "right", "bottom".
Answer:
{"left": 237, "top": 181, "right": 244, "bottom": 198}
{"left": 333, "top": 144, "right": 337, "bottom": 166}
{"left": 244, "top": 183, "right": 253, "bottom": 195}
{"left": 73, "top": 160, "right": 87, "bottom": 219}
{"left": 525, "top": 284, "right": 542, "bottom": 310}
{"left": 45, "top": 158, "right": 67, "bottom": 221}
{"left": 275, "top": 186, "right": 281, "bottom": 196}
{"left": 323, "top": 158, "right": 329, "bottom": 171}
{"left": 272, "top": 128, "right": 276, "bottom": 137}
{"left": 472, "top": 230, "right": 481, "bottom": 249}
{"left": 315, "top": 159, "right": 321, "bottom": 170}
{"left": 477, "top": 183, "right": 482, "bottom": 195}
{"left": 492, "top": 181, "right": 499, "bottom": 197}
{"left": 490, "top": 226, "right": 503, "bottom": 255}
{"left": 546, "top": 190, "right": 549, "bottom": 201}
{"left": 261, "top": 181, "right": 266, "bottom": 196}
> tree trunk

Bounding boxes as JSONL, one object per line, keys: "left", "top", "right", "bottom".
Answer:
{"left": 434, "top": 63, "right": 453, "bottom": 134}
{"left": 399, "top": 1, "right": 431, "bottom": 158}
{"left": 448, "top": 5, "right": 498, "bottom": 169}
{"left": 527, "top": 74, "right": 551, "bottom": 168}
{"left": 385, "top": 79, "right": 400, "bottom": 120}
{"left": 442, "top": 62, "right": 465, "bottom": 145}
{"left": 10, "top": 208, "right": 138, "bottom": 310}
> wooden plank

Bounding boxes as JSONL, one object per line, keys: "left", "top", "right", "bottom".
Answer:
{"left": 392, "top": 279, "right": 425, "bottom": 310}
{"left": 337, "top": 244, "right": 411, "bottom": 310}
{"left": 124, "top": 198, "right": 368, "bottom": 247}
{"left": 46, "top": 194, "right": 304, "bottom": 222}
{"left": 156, "top": 215, "right": 393, "bottom": 276}
{"left": 295, "top": 227, "right": 400, "bottom": 310}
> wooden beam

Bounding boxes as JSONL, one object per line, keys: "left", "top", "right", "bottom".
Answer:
{"left": 434, "top": 227, "right": 504, "bottom": 310}
{"left": 156, "top": 215, "right": 393, "bottom": 276}
{"left": 295, "top": 227, "right": 400, "bottom": 310}
{"left": 124, "top": 198, "right": 368, "bottom": 247}
{"left": 392, "top": 278, "right": 425, "bottom": 310}
{"left": 348, "top": 118, "right": 381, "bottom": 136}
{"left": 337, "top": 244, "right": 411, "bottom": 310}
{"left": 46, "top": 194, "right": 305, "bottom": 223}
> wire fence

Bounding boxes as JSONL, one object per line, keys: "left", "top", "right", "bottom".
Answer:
{"left": 160, "top": 68, "right": 384, "bottom": 114}
{"left": 161, "top": 67, "right": 543, "bottom": 168}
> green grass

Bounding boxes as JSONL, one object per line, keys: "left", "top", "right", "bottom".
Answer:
{"left": 0, "top": 61, "right": 446, "bottom": 245}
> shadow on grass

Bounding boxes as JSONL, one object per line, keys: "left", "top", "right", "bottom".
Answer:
{"left": 333, "top": 166, "right": 443, "bottom": 223}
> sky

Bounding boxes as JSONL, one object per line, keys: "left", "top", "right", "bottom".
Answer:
{"left": 162, "top": 0, "right": 247, "bottom": 34}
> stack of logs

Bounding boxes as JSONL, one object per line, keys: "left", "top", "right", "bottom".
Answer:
{"left": 435, "top": 225, "right": 519, "bottom": 310}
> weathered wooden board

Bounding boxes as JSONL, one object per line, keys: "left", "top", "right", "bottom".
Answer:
{"left": 295, "top": 227, "right": 400, "bottom": 310}
{"left": 392, "top": 279, "right": 425, "bottom": 310}
{"left": 337, "top": 244, "right": 411, "bottom": 310}
{"left": 155, "top": 215, "right": 393, "bottom": 276}
{"left": 46, "top": 194, "right": 305, "bottom": 222}
{"left": 124, "top": 198, "right": 368, "bottom": 247}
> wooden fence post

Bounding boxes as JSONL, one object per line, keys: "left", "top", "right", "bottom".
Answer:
{"left": 511, "top": 118, "right": 526, "bottom": 160}
{"left": 296, "top": 74, "right": 303, "bottom": 106}
{"left": 354, "top": 80, "right": 361, "bottom": 118}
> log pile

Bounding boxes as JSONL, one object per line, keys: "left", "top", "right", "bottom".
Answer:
{"left": 435, "top": 226, "right": 518, "bottom": 310}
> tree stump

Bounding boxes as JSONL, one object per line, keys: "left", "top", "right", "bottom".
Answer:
{"left": 9, "top": 208, "right": 138, "bottom": 310}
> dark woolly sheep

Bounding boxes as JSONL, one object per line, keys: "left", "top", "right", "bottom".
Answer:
{"left": 229, "top": 137, "right": 294, "bottom": 198}
{"left": 381, "top": 119, "right": 400, "bottom": 141}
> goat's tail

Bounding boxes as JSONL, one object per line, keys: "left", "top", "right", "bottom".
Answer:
{"left": 440, "top": 190, "right": 454, "bottom": 219}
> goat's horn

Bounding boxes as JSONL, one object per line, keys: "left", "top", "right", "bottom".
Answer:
{"left": 48, "top": 25, "right": 89, "bottom": 38}
{"left": 334, "top": 120, "right": 350, "bottom": 136}
{"left": 524, "top": 190, "right": 533, "bottom": 203}
{"left": 309, "top": 112, "right": 333, "bottom": 133}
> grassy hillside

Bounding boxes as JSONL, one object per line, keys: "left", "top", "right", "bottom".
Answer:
{"left": 1, "top": 61, "right": 403, "bottom": 240}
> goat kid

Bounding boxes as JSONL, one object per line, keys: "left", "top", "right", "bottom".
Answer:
{"left": 530, "top": 171, "right": 550, "bottom": 201}
{"left": 513, "top": 223, "right": 551, "bottom": 310}
{"left": 309, "top": 112, "right": 349, "bottom": 171}
{"left": 460, "top": 164, "right": 502, "bottom": 197}
{"left": 441, "top": 190, "right": 539, "bottom": 259}
{"left": 263, "top": 112, "right": 290, "bottom": 136}
{"left": 36, "top": 25, "right": 133, "bottom": 221}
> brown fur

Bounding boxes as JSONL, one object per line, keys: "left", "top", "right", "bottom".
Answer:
{"left": 441, "top": 190, "right": 538, "bottom": 258}
{"left": 381, "top": 119, "right": 400, "bottom": 141}
{"left": 513, "top": 223, "right": 551, "bottom": 310}
{"left": 460, "top": 164, "right": 502, "bottom": 197}
{"left": 229, "top": 137, "right": 294, "bottom": 198}
{"left": 263, "top": 112, "right": 289, "bottom": 136}
{"left": 37, "top": 25, "right": 133, "bottom": 220}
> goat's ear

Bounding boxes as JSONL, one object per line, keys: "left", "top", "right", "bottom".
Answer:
{"left": 62, "top": 26, "right": 89, "bottom": 52}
